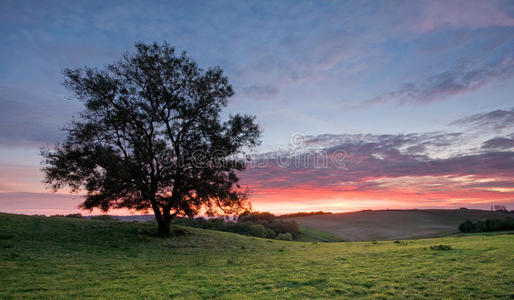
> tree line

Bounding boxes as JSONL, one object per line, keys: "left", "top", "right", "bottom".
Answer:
{"left": 459, "top": 218, "right": 514, "bottom": 233}
{"left": 173, "top": 211, "right": 300, "bottom": 240}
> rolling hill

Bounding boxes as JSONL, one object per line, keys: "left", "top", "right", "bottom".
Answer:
{"left": 287, "top": 209, "right": 512, "bottom": 241}
{"left": 0, "top": 213, "right": 513, "bottom": 298}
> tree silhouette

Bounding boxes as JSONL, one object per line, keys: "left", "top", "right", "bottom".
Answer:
{"left": 42, "top": 42, "right": 261, "bottom": 236}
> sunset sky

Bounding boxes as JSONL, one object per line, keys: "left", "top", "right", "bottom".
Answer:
{"left": 1, "top": 0, "right": 513, "bottom": 215}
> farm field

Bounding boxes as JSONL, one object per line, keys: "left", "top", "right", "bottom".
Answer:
{"left": 1, "top": 213, "right": 513, "bottom": 299}
{"left": 288, "top": 209, "right": 512, "bottom": 241}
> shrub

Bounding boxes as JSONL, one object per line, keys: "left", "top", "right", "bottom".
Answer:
{"left": 459, "top": 218, "right": 514, "bottom": 233}
{"left": 65, "top": 213, "right": 83, "bottom": 218}
{"left": 246, "top": 223, "right": 270, "bottom": 238}
{"left": 268, "top": 220, "right": 300, "bottom": 238}
{"left": 91, "top": 215, "right": 116, "bottom": 221}
{"left": 430, "top": 244, "right": 452, "bottom": 251}
{"left": 238, "top": 211, "right": 276, "bottom": 223}
{"left": 276, "top": 232, "right": 293, "bottom": 241}
{"left": 171, "top": 212, "right": 301, "bottom": 240}
{"left": 459, "top": 220, "right": 476, "bottom": 232}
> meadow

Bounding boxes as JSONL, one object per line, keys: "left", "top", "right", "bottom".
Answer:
{"left": 289, "top": 209, "right": 512, "bottom": 241}
{"left": 1, "top": 213, "right": 513, "bottom": 299}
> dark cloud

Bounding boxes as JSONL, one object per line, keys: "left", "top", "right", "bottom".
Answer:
{"left": 450, "top": 108, "right": 514, "bottom": 130}
{"left": 482, "top": 137, "right": 514, "bottom": 149}
{"left": 300, "top": 132, "right": 463, "bottom": 157}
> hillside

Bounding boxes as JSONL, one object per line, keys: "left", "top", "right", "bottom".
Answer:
{"left": 287, "top": 209, "right": 512, "bottom": 241}
{"left": 1, "top": 213, "right": 513, "bottom": 298}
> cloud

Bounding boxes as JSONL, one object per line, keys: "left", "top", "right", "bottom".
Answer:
{"left": 0, "top": 163, "right": 44, "bottom": 193}
{"left": 0, "top": 192, "right": 134, "bottom": 215}
{"left": 245, "top": 131, "right": 514, "bottom": 187}
{"left": 351, "top": 57, "right": 514, "bottom": 109}
{"left": 242, "top": 84, "right": 280, "bottom": 100}
{"left": 451, "top": 108, "right": 514, "bottom": 131}
{"left": 418, "top": 0, "right": 514, "bottom": 32}
{"left": 238, "top": 123, "right": 514, "bottom": 211}
{"left": 0, "top": 86, "right": 81, "bottom": 147}
{"left": 482, "top": 137, "right": 514, "bottom": 150}
{"left": 0, "top": 192, "right": 82, "bottom": 215}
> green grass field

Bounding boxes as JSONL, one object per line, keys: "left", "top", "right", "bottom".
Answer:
{"left": 1, "top": 213, "right": 513, "bottom": 299}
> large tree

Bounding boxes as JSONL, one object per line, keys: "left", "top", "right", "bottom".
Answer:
{"left": 42, "top": 42, "right": 261, "bottom": 236}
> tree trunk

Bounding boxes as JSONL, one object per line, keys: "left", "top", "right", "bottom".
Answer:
{"left": 149, "top": 197, "right": 171, "bottom": 237}
{"left": 157, "top": 218, "right": 171, "bottom": 237}
{"left": 159, "top": 208, "right": 173, "bottom": 238}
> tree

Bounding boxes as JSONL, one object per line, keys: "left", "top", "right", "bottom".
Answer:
{"left": 42, "top": 42, "right": 261, "bottom": 236}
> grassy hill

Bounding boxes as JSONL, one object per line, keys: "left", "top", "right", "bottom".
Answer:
{"left": 1, "top": 213, "right": 513, "bottom": 299}
{"left": 288, "top": 209, "right": 512, "bottom": 241}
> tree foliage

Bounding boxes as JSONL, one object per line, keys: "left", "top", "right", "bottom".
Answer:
{"left": 172, "top": 211, "right": 300, "bottom": 240}
{"left": 459, "top": 218, "right": 514, "bottom": 233}
{"left": 42, "top": 42, "right": 261, "bottom": 236}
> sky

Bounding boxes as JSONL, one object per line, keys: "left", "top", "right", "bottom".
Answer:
{"left": 0, "top": 0, "right": 513, "bottom": 215}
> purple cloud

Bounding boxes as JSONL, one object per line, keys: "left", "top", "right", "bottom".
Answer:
{"left": 243, "top": 129, "right": 514, "bottom": 192}
{"left": 482, "top": 136, "right": 514, "bottom": 150}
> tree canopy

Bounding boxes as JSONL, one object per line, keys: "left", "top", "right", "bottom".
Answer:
{"left": 42, "top": 42, "right": 261, "bottom": 236}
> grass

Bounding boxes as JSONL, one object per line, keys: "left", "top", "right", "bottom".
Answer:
{"left": 297, "top": 226, "right": 342, "bottom": 242}
{"left": 1, "top": 213, "right": 513, "bottom": 299}
{"left": 288, "top": 209, "right": 514, "bottom": 241}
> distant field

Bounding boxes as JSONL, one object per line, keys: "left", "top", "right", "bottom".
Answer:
{"left": 1, "top": 213, "right": 513, "bottom": 299}
{"left": 288, "top": 209, "right": 512, "bottom": 241}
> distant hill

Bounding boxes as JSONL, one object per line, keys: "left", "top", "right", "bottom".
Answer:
{"left": 286, "top": 209, "right": 512, "bottom": 241}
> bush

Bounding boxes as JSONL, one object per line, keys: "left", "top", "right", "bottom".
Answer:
{"left": 171, "top": 212, "right": 301, "bottom": 240}
{"left": 459, "top": 218, "right": 514, "bottom": 233}
{"left": 91, "top": 215, "right": 116, "bottom": 221}
{"left": 430, "top": 244, "right": 452, "bottom": 251}
{"left": 65, "top": 213, "right": 83, "bottom": 218}
{"left": 51, "top": 214, "right": 83, "bottom": 218}
{"left": 459, "top": 220, "right": 476, "bottom": 233}
{"left": 276, "top": 232, "right": 293, "bottom": 241}
{"left": 245, "top": 223, "right": 270, "bottom": 238}
{"left": 238, "top": 211, "right": 276, "bottom": 223}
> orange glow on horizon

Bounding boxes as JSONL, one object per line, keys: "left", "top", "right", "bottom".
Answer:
{"left": 1, "top": 174, "right": 512, "bottom": 216}
{"left": 243, "top": 174, "right": 514, "bottom": 214}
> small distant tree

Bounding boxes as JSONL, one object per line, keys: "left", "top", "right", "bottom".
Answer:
{"left": 492, "top": 205, "right": 508, "bottom": 212}
{"left": 458, "top": 220, "right": 475, "bottom": 233}
{"left": 42, "top": 42, "right": 261, "bottom": 236}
